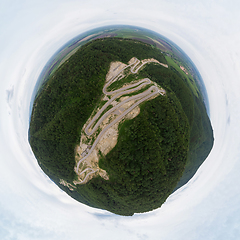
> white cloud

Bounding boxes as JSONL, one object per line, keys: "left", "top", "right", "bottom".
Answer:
{"left": 1, "top": 0, "right": 240, "bottom": 239}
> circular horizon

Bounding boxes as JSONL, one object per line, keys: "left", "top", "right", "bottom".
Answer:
{"left": 1, "top": 1, "right": 240, "bottom": 239}
{"left": 29, "top": 29, "right": 213, "bottom": 215}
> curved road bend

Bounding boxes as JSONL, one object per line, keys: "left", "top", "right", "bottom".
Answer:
{"left": 103, "top": 77, "right": 150, "bottom": 95}
{"left": 130, "top": 59, "right": 168, "bottom": 74}
{"left": 77, "top": 168, "right": 97, "bottom": 185}
{"left": 104, "top": 58, "right": 138, "bottom": 89}
{"left": 130, "top": 58, "right": 143, "bottom": 74}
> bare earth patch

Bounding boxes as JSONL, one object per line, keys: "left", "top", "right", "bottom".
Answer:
{"left": 180, "top": 65, "right": 189, "bottom": 75}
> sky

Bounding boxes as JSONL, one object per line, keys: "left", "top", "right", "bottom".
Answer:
{"left": 1, "top": 0, "right": 240, "bottom": 239}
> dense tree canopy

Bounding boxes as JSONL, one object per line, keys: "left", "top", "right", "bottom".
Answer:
{"left": 29, "top": 38, "right": 213, "bottom": 215}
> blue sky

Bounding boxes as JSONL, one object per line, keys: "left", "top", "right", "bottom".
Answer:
{"left": 1, "top": 0, "right": 240, "bottom": 239}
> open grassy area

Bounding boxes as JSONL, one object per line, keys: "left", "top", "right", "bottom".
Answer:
{"left": 165, "top": 56, "right": 199, "bottom": 97}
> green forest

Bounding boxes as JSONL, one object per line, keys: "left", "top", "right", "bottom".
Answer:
{"left": 29, "top": 38, "right": 213, "bottom": 215}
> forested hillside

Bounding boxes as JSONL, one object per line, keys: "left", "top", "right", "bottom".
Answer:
{"left": 29, "top": 38, "right": 213, "bottom": 215}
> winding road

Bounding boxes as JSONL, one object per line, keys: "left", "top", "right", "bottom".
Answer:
{"left": 75, "top": 57, "right": 167, "bottom": 184}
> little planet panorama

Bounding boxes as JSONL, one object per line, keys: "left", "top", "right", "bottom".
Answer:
{"left": 29, "top": 25, "right": 214, "bottom": 216}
